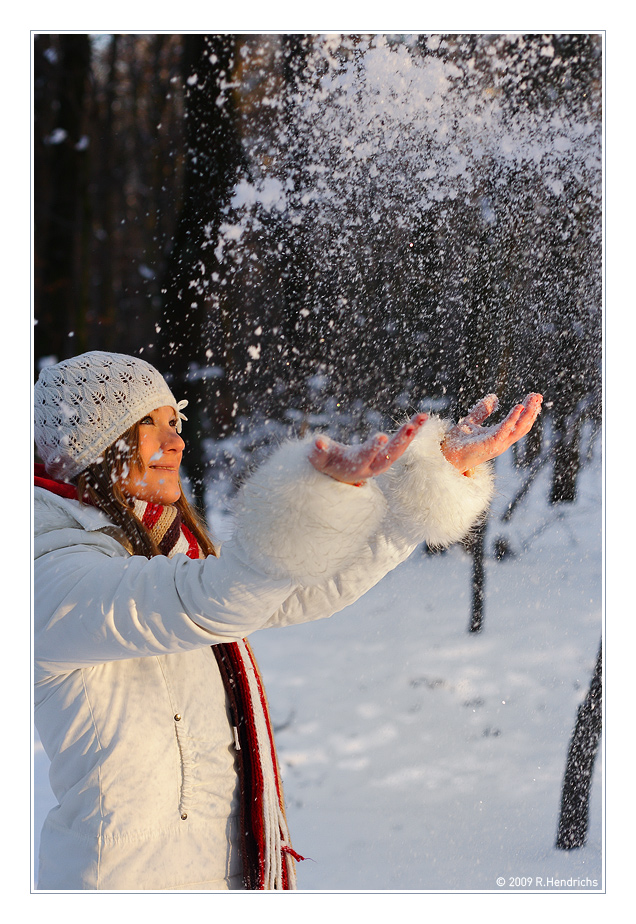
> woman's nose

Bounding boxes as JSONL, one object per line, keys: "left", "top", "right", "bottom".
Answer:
{"left": 163, "top": 428, "right": 185, "bottom": 452}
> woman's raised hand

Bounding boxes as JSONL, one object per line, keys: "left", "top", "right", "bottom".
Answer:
{"left": 308, "top": 413, "right": 429, "bottom": 485}
{"left": 441, "top": 393, "right": 543, "bottom": 475}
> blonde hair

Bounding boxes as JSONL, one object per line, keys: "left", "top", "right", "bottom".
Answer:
{"left": 76, "top": 421, "right": 216, "bottom": 559}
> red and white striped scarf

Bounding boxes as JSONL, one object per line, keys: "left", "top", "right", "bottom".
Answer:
{"left": 131, "top": 498, "right": 303, "bottom": 890}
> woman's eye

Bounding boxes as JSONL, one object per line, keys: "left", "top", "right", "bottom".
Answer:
{"left": 139, "top": 416, "right": 154, "bottom": 425}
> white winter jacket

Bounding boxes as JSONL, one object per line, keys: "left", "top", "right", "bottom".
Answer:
{"left": 34, "top": 420, "right": 493, "bottom": 891}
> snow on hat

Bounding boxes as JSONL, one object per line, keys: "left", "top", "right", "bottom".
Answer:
{"left": 34, "top": 351, "right": 188, "bottom": 481}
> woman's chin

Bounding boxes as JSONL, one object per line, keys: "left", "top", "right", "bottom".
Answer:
{"left": 153, "top": 488, "right": 181, "bottom": 505}
{"left": 127, "top": 485, "right": 181, "bottom": 506}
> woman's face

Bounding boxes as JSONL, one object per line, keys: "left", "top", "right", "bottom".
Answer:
{"left": 120, "top": 405, "right": 185, "bottom": 505}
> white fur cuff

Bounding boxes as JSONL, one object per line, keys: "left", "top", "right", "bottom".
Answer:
{"left": 378, "top": 416, "right": 495, "bottom": 548}
{"left": 232, "top": 438, "right": 388, "bottom": 583}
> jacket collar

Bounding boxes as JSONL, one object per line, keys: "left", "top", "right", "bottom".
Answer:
{"left": 34, "top": 467, "right": 115, "bottom": 533}
{"left": 34, "top": 462, "right": 78, "bottom": 500}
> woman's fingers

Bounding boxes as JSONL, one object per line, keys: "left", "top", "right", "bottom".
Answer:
{"left": 309, "top": 412, "right": 429, "bottom": 483}
{"left": 494, "top": 403, "right": 526, "bottom": 442}
{"left": 370, "top": 413, "right": 428, "bottom": 473}
{"left": 486, "top": 393, "right": 543, "bottom": 453}
{"left": 520, "top": 393, "right": 543, "bottom": 430}
{"left": 463, "top": 394, "right": 498, "bottom": 427}
{"left": 364, "top": 433, "right": 390, "bottom": 458}
{"left": 307, "top": 436, "right": 336, "bottom": 473}
{"left": 464, "top": 392, "right": 542, "bottom": 435}
{"left": 352, "top": 414, "right": 428, "bottom": 477}
{"left": 497, "top": 394, "right": 543, "bottom": 444}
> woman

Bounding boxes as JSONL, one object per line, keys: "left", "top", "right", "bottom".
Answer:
{"left": 33, "top": 350, "right": 541, "bottom": 891}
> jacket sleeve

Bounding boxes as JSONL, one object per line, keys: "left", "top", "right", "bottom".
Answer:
{"left": 34, "top": 537, "right": 296, "bottom": 672}
{"left": 238, "top": 416, "right": 495, "bottom": 630}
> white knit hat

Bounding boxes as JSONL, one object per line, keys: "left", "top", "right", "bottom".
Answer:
{"left": 34, "top": 351, "right": 188, "bottom": 481}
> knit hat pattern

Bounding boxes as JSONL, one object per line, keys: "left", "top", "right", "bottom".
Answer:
{"left": 34, "top": 351, "right": 187, "bottom": 481}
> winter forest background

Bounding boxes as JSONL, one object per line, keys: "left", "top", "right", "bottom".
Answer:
{"left": 34, "top": 33, "right": 601, "bottom": 506}
{"left": 32, "top": 31, "right": 604, "bottom": 896}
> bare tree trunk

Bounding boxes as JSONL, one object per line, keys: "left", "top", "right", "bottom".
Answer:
{"left": 556, "top": 641, "right": 602, "bottom": 849}
{"left": 160, "top": 34, "right": 246, "bottom": 507}
{"left": 550, "top": 411, "right": 582, "bottom": 505}
{"left": 34, "top": 34, "right": 91, "bottom": 362}
{"left": 93, "top": 35, "right": 119, "bottom": 351}
{"left": 467, "top": 518, "right": 487, "bottom": 633}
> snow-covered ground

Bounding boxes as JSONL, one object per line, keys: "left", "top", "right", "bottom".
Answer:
{"left": 32, "top": 424, "right": 603, "bottom": 894}
{"left": 251, "top": 431, "right": 603, "bottom": 892}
